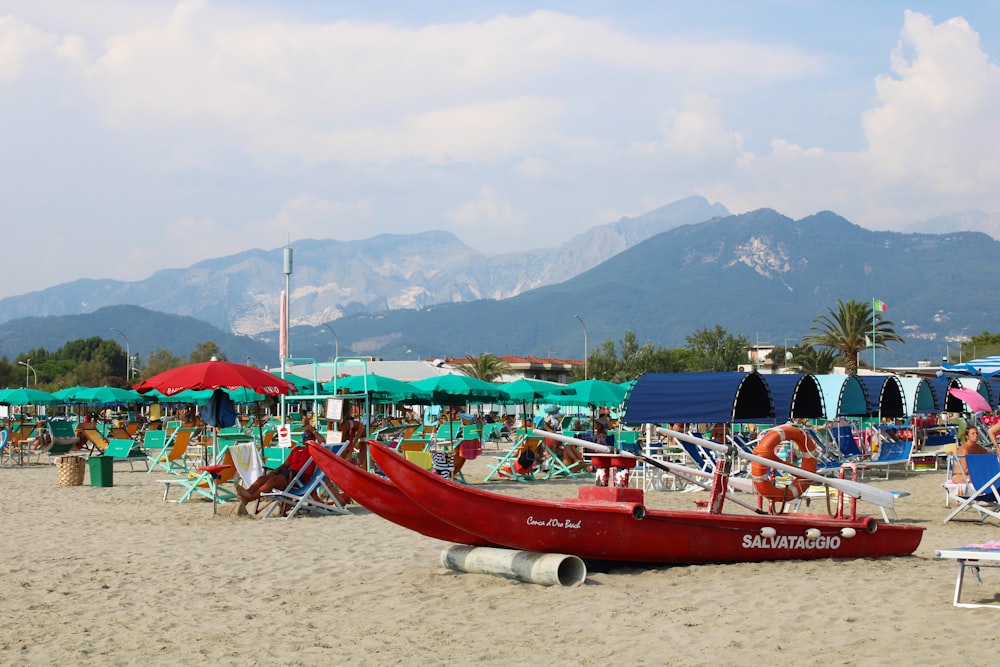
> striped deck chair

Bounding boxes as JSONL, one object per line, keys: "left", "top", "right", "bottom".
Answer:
{"left": 103, "top": 438, "right": 149, "bottom": 472}
{"left": 160, "top": 443, "right": 240, "bottom": 513}
{"left": 146, "top": 427, "right": 196, "bottom": 475}
{"left": 485, "top": 431, "right": 543, "bottom": 482}
{"left": 261, "top": 444, "right": 350, "bottom": 519}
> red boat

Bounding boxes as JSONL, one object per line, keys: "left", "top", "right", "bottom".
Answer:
{"left": 369, "top": 442, "right": 924, "bottom": 564}
{"left": 308, "top": 443, "right": 495, "bottom": 547}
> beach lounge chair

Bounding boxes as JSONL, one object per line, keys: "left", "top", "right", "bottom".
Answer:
{"left": 260, "top": 444, "right": 350, "bottom": 519}
{"left": 103, "top": 438, "right": 149, "bottom": 471}
{"left": 858, "top": 438, "right": 913, "bottom": 480}
{"left": 943, "top": 454, "right": 1000, "bottom": 524}
{"left": 480, "top": 422, "right": 503, "bottom": 449}
{"left": 21, "top": 420, "right": 78, "bottom": 465}
{"left": 0, "top": 429, "right": 9, "bottom": 466}
{"left": 404, "top": 449, "right": 434, "bottom": 470}
{"left": 161, "top": 444, "right": 240, "bottom": 513}
{"left": 679, "top": 440, "right": 716, "bottom": 473}
{"left": 79, "top": 425, "right": 110, "bottom": 454}
{"left": 146, "top": 427, "right": 196, "bottom": 475}
{"left": 485, "top": 431, "right": 543, "bottom": 482}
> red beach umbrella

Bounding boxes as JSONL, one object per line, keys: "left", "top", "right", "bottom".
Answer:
{"left": 133, "top": 360, "right": 298, "bottom": 397}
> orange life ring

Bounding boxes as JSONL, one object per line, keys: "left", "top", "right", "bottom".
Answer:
{"left": 750, "top": 425, "right": 817, "bottom": 503}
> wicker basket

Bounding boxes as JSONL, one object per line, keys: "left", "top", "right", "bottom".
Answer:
{"left": 56, "top": 455, "right": 86, "bottom": 487}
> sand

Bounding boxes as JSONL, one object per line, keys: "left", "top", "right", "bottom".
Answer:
{"left": 1, "top": 451, "right": 997, "bottom": 667}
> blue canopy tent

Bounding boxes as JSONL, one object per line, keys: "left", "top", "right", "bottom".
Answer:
{"left": 622, "top": 372, "right": 774, "bottom": 425}
{"left": 986, "top": 379, "right": 1000, "bottom": 409}
{"left": 941, "top": 356, "right": 1000, "bottom": 378}
{"left": 763, "top": 374, "right": 825, "bottom": 424}
{"left": 814, "top": 375, "right": 869, "bottom": 419}
{"left": 857, "top": 375, "right": 906, "bottom": 418}
{"left": 925, "top": 376, "right": 960, "bottom": 412}
{"left": 897, "top": 377, "right": 939, "bottom": 415}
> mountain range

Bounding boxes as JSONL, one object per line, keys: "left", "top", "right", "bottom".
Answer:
{"left": 0, "top": 196, "right": 728, "bottom": 335}
{"left": 1, "top": 200, "right": 996, "bottom": 369}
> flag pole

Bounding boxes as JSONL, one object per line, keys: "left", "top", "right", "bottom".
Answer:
{"left": 871, "top": 298, "right": 877, "bottom": 372}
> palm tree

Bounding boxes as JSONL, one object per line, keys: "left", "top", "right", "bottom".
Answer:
{"left": 793, "top": 346, "right": 837, "bottom": 375}
{"left": 454, "top": 353, "right": 512, "bottom": 382}
{"left": 804, "top": 299, "right": 904, "bottom": 375}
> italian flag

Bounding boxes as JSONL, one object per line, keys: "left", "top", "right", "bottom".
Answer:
{"left": 874, "top": 298, "right": 888, "bottom": 312}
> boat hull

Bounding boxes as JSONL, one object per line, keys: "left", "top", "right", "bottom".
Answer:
{"left": 370, "top": 443, "right": 924, "bottom": 564}
{"left": 308, "top": 443, "right": 494, "bottom": 546}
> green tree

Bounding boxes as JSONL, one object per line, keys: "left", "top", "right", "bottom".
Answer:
{"left": 951, "top": 332, "right": 1000, "bottom": 364}
{"left": 141, "top": 348, "right": 185, "bottom": 379}
{"left": 578, "top": 330, "right": 689, "bottom": 382}
{"left": 684, "top": 325, "right": 751, "bottom": 372}
{"left": 455, "top": 353, "right": 512, "bottom": 381}
{"left": 792, "top": 346, "right": 837, "bottom": 375}
{"left": 804, "top": 299, "right": 904, "bottom": 375}
{"left": 189, "top": 341, "right": 227, "bottom": 364}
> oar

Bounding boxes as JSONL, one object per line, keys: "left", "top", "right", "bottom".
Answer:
{"left": 657, "top": 427, "right": 895, "bottom": 509}
{"left": 530, "top": 429, "right": 611, "bottom": 453}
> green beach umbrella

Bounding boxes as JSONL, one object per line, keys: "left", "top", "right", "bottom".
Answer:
{"left": 547, "top": 379, "right": 627, "bottom": 407}
{"left": 411, "top": 374, "right": 509, "bottom": 405}
{"left": 0, "top": 387, "right": 63, "bottom": 406}
{"left": 324, "top": 374, "right": 430, "bottom": 404}
{"left": 70, "top": 386, "right": 145, "bottom": 406}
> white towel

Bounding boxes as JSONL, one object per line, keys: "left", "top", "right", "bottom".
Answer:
{"left": 230, "top": 443, "right": 264, "bottom": 487}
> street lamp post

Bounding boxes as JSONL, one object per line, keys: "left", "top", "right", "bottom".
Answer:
{"left": 18, "top": 359, "right": 35, "bottom": 387}
{"left": 322, "top": 324, "right": 339, "bottom": 360}
{"left": 111, "top": 328, "right": 130, "bottom": 381}
{"left": 574, "top": 315, "right": 588, "bottom": 380}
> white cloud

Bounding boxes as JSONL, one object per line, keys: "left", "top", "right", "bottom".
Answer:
{"left": 3, "top": 4, "right": 1000, "bottom": 299}
{"left": 448, "top": 186, "right": 527, "bottom": 232}
{"left": 0, "top": 15, "right": 61, "bottom": 82}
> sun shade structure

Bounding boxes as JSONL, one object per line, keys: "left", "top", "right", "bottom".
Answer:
{"left": 813, "top": 375, "right": 869, "bottom": 419}
{"left": 856, "top": 375, "right": 906, "bottom": 418}
{"left": 410, "top": 374, "right": 509, "bottom": 405}
{"left": 622, "top": 372, "right": 774, "bottom": 425}
{"left": 942, "top": 356, "right": 1000, "bottom": 378}
{"left": 325, "top": 374, "right": 431, "bottom": 403}
{"left": 0, "top": 387, "right": 62, "bottom": 406}
{"left": 501, "top": 378, "right": 569, "bottom": 402}
{"left": 555, "top": 379, "right": 628, "bottom": 408}
{"left": 134, "top": 360, "right": 298, "bottom": 397}
{"left": 761, "top": 374, "right": 825, "bottom": 423}
{"left": 897, "top": 377, "right": 940, "bottom": 415}
{"left": 65, "top": 386, "right": 146, "bottom": 406}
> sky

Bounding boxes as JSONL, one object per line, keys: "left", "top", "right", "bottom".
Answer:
{"left": 4, "top": 1, "right": 1000, "bottom": 300}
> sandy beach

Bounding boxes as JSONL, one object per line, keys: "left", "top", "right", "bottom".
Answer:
{"left": 1, "top": 451, "right": 997, "bottom": 666}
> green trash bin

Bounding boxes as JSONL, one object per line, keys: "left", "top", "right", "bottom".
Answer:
{"left": 89, "top": 455, "right": 113, "bottom": 487}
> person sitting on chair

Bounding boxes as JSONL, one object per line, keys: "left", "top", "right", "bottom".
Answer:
{"left": 236, "top": 444, "right": 315, "bottom": 503}
{"left": 335, "top": 400, "right": 368, "bottom": 465}
{"left": 951, "top": 428, "right": 990, "bottom": 488}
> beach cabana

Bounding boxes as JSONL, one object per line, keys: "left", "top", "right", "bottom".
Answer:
{"left": 897, "top": 377, "right": 938, "bottom": 415}
{"left": 926, "top": 376, "right": 960, "bottom": 412}
{"left": 622, "top": 372, "right": 774, "bottom": 425}
{"left": 857, "top": 375, "right": 906, "bottom": 418}
{"left": 761, "top": 374, "right": 825, "bottom": 423}
{"left": 813, "top": 375, "right": 869, "bottom": 419}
